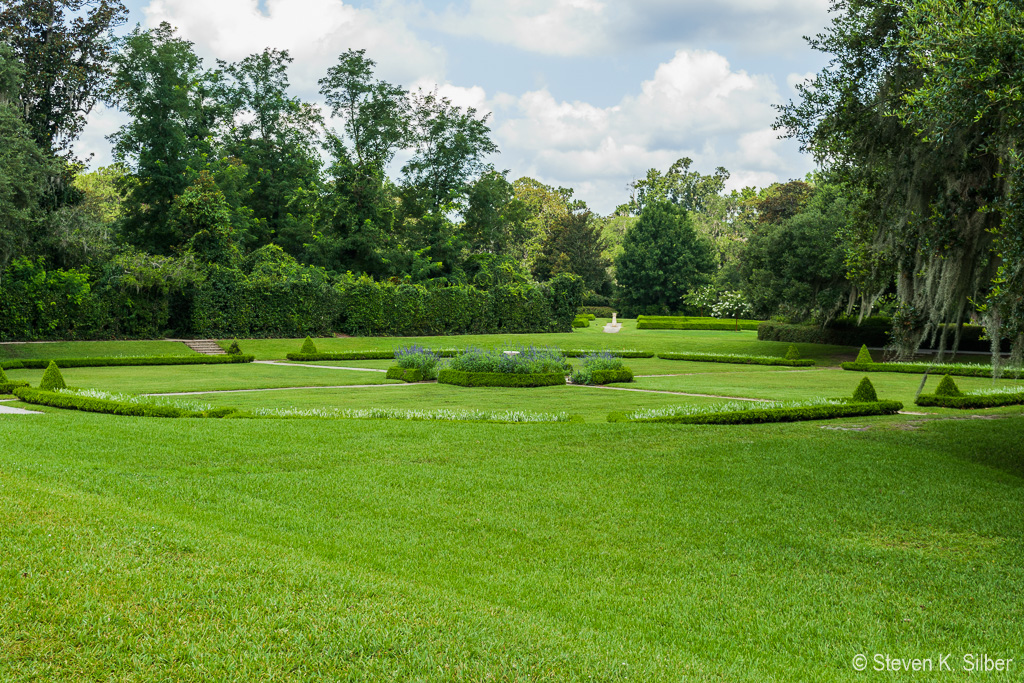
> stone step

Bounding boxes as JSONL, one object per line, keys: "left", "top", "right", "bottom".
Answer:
{"left": 181, "top": 339, "right": 227, "bottom": 355}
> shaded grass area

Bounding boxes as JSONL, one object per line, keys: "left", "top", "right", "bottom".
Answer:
{"left": 0, "top": 340, "right": 195, "bottom": 360}
{"left": 4, "top": 363, "right": 399, "bottom": 394}
{"left": 1, "top": 413, "right": 1022, "bottom": 680}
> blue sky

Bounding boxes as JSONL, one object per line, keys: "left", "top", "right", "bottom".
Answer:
{"left": 79, "top": 0, "right": 833, "bottom": 214}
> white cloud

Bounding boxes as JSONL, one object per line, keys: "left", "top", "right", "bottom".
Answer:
{"left": 72, "top": 106, "right": 130, "bottom": 170}
{"left": 786, "top": 71, "right": 816, "bottom": 94}
{"left": 488, "top": 48, "right": 808, "bottom": 211}
{"left": 142, "top": 0, "right": 446, "bottom": 93}
{"left": 429, "top": 0, "right": 609, "bottom": 57}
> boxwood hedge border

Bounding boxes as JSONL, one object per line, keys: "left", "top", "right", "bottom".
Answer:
{"left": 658, "top": 352, "right": 815, "bottom": 367}
{"left": 438, "top": 369, "right": 566, "bottom": 388}
{"left": 915, "top": 392, "right": 1024, "bottom": 409}
{"left": 842, "top": 362, "right": 1024, "bottom": 379}
{"left": 607, "top": 400, "right": 903, "bottom": 425}
{"left": 1, "top": 355, "right": 255, "bottom": 370}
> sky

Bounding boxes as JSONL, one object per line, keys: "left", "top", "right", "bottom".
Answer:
{"left": 75, "top": 0, "right": 834, "bottom": 215}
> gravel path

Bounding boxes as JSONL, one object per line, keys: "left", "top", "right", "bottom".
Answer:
{"left": 0, "top": 400, "right": 43, "bottom": 415}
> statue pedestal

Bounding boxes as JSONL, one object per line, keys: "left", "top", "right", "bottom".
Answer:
{"left": 603, "top": 313, "right": 621, "bottom": 333}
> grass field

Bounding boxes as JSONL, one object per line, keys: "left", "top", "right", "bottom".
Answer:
{"left": 2, "top": 329, "right": 1023, "bottom": 680}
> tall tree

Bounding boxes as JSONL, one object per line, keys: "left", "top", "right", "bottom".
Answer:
{"left": 462, "top": 167, "right": 530, "bottom": 258}
{"left": 532, "top": 208, "right": 611, "bottom": 295}
{"left": 0, "top": 43, "right": 56, "bottom": 272}
{"left": 776, "top": 1, "right": 1005, "bottom": 359}
{"left": 318, "top": 49, "right": 409, "bottom": 173}
{"left": 402, "top": 89, "right": 498, "bottom": 213}
{"left": 109, "top": 22, "right": 221, "bottom": 254}
{"left": 217, "top": 48, "right": 323, "bottom": 251}
{"left": 615, "top": 201, "right": 715, "bottom": 314}
{"left": 0, "top": 0, "right": 127, "bottom": 157}
{"left": 616, "top": 158, "right": 730, "bottom": 216}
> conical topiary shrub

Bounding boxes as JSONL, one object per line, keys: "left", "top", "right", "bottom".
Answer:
{"left": 934, "top": 374, "right": 962, "bottom": 397}
{"left": 300, "top": 336, "right": 318, "bottom": 354}
{"left": 0, "top": 366, "right": 8, "bottom": 383}
{"left": 855, "top": 344, "right": 873, "bottom": 364}
{"left": 39, "top": 361, "right": 67, "bottom": 391}
{"left": 852, "top": 376, "right": 878, "bottom": 403}
{"left": 785, "top": 344, "right": 801, "bottom": 360}
{"left": 227, "top": 339, "right": 242, "bottom": 355}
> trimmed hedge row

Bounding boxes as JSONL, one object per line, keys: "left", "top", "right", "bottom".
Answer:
{"left": 560, "top": 349, "right": 654, "bottom": 358}
{"left": 572, "top": 317, "right": 590, "bottom": 328}
{"left": 658, "top": 352, "right": 815, "bottom": 367}
{"left": 1, "top": 380, "right": 30, "bottom": 394}
{"left": 286, "top": 350, "right": 458, "bottom": 362}
{"left": 758, "top": 319, "right": 1006, "bottom": 352}
{"left": 437, "top": 369, "right": 566, "bottom": 388}
{"left": 841, "top": 362, "right": 1024, "bottom": 379}
{"left": 12, "top": 388, "right": 237, "bottom": 418}
{"left": 637, "top": 316, "right": 760, "bottom": 331}
{"left": 0, "top": 355, "right": 255, "bottom": 370}
{"left": 915, "top": 392, "right": 1024, "bottom": 409}
{"left": 608, "top": 400, "right": 904, "bottom": 425}
{"left": 589, "top": 369, "right": 634, "bottom": 385}
{"left": 385, "top": 367, "right": 425, "bottom": 382}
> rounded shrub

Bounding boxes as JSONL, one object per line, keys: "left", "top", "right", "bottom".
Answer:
{"left": 934, "top": 375, "right": 962, "bottom": 397}
{"left": 852, "top": 376, "right": 878, "bottom": 403}
{"left": 39, "top": 361, "right": 67, "bottom": 391}
{"left": 300, "top": 336, "right": 318, "bottom": 354}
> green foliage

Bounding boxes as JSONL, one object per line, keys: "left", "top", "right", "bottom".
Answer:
{"left": 173, "top": 172, "right": 239, "bottom": 266}
{"left": 615, "top": 202, "right": 716, "bottom": 315}
{"left": 934, "top": 375, "right": 961, "bottom": 397}
{"left": 578, "top": 306, "right": 615, "bottom": 318}
{"left": 916, "top": 391, "right": 1024, "bottom": 410}
{"left": 757, "top": 320, "right": 891, "bottom": 348}
{"left": 0, "top": 365, "right": 29, "bottom": 393}
{"left": 840, "top": 361, "right": 1024, "bottom": 380}
{"left": 13, "top": 387, "right": 236, "bottom": 418}
{"left": 447, "top": 347, "right": 567, "bottom": 375}
{"left": 615, "top": 158, "right": 729, "bottom": 216}
{"left": 532, "top": 208, "right": 611, "bottom": 295}
{"left": 393, "top": 345, "right": 442, "bottom": 380}
{"left": 657, "top": 352, "right": 815, "bottom": 367}
{"left": 226, "top": 340, "right": 242, "bottom": 355}
{"left": 301, "top": 337, "right": 318, "bottom": 355}
{"left": 560, "top": 349, "right": 653, "bottom": 358}
{"left": 571, "top": 352, "right": 632, "bottom": 385}
{"left": 611, "top": 400, "right": 903, "bottom": 424}
{"left": 385, "top": 367, "right": 424, "bottom": 383}
{"left": 851, "top": 377, "right": 878, "bottom": 403}
{"left": 572, "top": 317, "right": 589, "bottom": 328}
{"left": 856, "top": 345, "right": 874, "bottom": 364}
{"left": 287, "top": 350, "right": 393, "bottom": 361}
{"left": 438, "top": 369, "right": 566, "bottom": 388}
{"left": 39, "top": 361, "right": 66, "bottom": 391}
{"left": 785, "top": 345, "right": 801, "bottom": 360}
{"left": 637, "top": 316, "right": 760, "bottom": 331}
{"left": 0, "top": 257, "right": 91, "bottom": 341}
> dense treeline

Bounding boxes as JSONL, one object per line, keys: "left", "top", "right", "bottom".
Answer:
{"left": 1, "top": 0, "right": 1022, "bottom": 358}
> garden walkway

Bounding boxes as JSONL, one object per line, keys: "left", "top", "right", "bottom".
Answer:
{"left": 0, "top": 399, "right": 43, "bottom": 415}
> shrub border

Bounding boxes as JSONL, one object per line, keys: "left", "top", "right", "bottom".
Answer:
{"left": 658, "top": 352, "right": 814, "bottom": 367}
{"left": 437, "top": 369, "right": 566, "bottom": 388}
{"left": 0, "top": 380, "right": 30, "bottom": 394}
{"left": 385, "top": 367, "right": 425, "bottom": 382}
{"left": 12, "top": 387, "right": 238, "bottom": 418}
{"left": 286, "top": 350, "right": 458, "bottom": 362}
{"left": 560, "top": 349, "right": 654, "bottom": 358}
{"left": 608, "top": 400, "right": 903, "bottom": 425}
{"left": 1, "top": 355, "right": 255, "bottom": 370}
{"left": 588, "top": 368, "right": 635, "bottom": 385}
{"left": 915, "top": 392, "right": 1024, "bottom": 409}
{"left": 842, "top": 362, "right": 1024, "bottom": 379}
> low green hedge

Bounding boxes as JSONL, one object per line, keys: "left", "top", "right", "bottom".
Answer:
{"left": 579, "top": 306, "right": 615, "bottom": 318}
{"left": 572, "top": 317, "right": 590, "bottom": 328}
{"left": 286, "top": 349, "right": 458, "bottom": 362}
{"left": 841, "top": 362, "right": 1024, "bottom": 379}
{"left": 658, "top": 352, "right": 815, "bottom": 367}
{"left": 608, "top": 400, "right": 903, "bottom": 425}
{"left": 0, "top": 380, "right": 30, "bottom": 394}
{"left": 915, "top": 392, "right": 1024, "bottom": 409}
{"left": 437, "top": 369, "right": 566, "bottom": 388}
{"left": 12, "top": 387, "right": 238, "bottom": 418}
{"left": 588, "top": 369, "right": 634, "bottom": 385}
{"left": 0, "top": 355, "right": 255, "bottom": 370}
{"left": 385, "top": 367, "right": 425, "bottom": 382}
{"left": 637, "top": 316, "right": 760, "bottom": 331}
{"left": 560, "top": 349, "right": 654, "bottom": 358}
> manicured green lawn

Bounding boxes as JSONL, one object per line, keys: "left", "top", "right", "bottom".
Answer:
{"left": 2, "top": 330, "right": 1024, "bottom": 680}
{"left": 1, "top": 412, "right": 1022, "bottom": 680}
{"left": 0, "top": 339, "right": 195, "bottom": 360}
